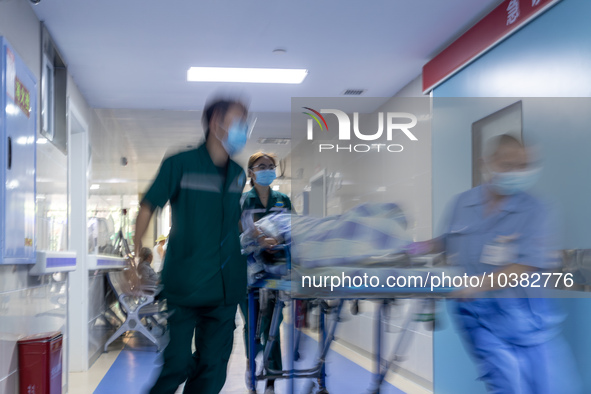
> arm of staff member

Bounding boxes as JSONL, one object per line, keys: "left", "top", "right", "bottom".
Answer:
{"left": 134, "top": 202, "right": 154, "bottom": 259}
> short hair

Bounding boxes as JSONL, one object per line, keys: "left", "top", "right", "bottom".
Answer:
{"left": 247, "top": 152, "right": 277, "bottom": 187}
{"left": 202, "top": 98, "right": 248, "bottom": 140}
{"left": 484, "top": 134, "right": 524, "bottom": 160}
{"left": 139, "top": 247, "right": 152, "bottom": 262}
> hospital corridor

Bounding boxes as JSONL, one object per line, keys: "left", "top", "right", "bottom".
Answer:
{"left": 1, "top": 0, "right": 591, "bottom": 393}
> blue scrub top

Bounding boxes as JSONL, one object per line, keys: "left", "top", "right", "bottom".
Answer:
{"left": 443, "top": 185, "right": 564, "bottom": 346}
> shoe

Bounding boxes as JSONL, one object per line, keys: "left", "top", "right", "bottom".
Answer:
{"left": 245, "top": 368, "right": 252, "bottom": 388}
{"left": 264, "top": 386, "right": 275, "bottom": 394}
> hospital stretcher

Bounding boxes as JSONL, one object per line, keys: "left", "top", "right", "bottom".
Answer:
{"left": 246, "top": 246, "right": 455, "bottom": 394}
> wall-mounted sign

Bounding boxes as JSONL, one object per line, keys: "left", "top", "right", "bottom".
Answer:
{"left": 422, "top": 0, "right": 563, "bottom": 93}
{"left": 15, "top": 78, "right": 31, "bottom": 117}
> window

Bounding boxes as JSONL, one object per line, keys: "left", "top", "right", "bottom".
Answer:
{"left": 41, "top": 24, "right": 67, "bottom": 153}
{"left": 41, "top": 54, "right": 55, "bottom": 141}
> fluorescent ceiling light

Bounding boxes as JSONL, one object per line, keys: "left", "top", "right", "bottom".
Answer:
{"left": 272, "top": 185, "right": 280, "bottom": 191}
{"left": 90, "top": 184, "right": 100, "bottom": 190}
{"left": 187, "top": 67, "right": 308, "bottom": 84}
{"left": 37, "top": 138, "right": 48, "bottom": 144}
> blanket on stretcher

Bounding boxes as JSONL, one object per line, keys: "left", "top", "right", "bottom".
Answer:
{"left": 240, "top": 203, "right": 411, "bottom": 278}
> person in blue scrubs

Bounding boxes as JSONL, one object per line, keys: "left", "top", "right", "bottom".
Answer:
{"left": 413, "top": 135, "right": 581, "bottom": 393}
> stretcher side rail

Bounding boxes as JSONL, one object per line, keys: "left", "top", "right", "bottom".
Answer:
{"left": 247, "top": 243, "right": 456, "bottom": 393}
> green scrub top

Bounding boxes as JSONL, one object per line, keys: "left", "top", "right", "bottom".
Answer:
{"left": 142, "top": 143, "right": 247, "bottom": 307}
{"left": 240, "top": 187, "right": 292, "bottom": 226}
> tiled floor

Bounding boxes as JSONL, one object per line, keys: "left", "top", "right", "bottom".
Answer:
{"left": 69, "top": 313, "right": 428, "bottom": 394}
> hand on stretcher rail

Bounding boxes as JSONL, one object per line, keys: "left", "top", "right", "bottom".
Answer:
{"left": 253, "top": 227, "right": 280, "bottom": 251}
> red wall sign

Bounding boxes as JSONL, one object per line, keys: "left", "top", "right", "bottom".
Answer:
{"left": 422, "top": 0, "right": 563, "bottom": 93}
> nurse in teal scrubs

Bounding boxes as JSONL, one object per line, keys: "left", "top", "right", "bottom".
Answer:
{"left": 240, "top": 152, "right": 292, "bottom": 394}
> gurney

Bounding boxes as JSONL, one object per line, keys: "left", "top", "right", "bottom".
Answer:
{"left": 242, "top": 203, "right": 456, "bottom": 393}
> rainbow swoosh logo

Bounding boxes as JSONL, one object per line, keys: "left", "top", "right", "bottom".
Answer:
{"left": 302, "top": 107, "right": 328, "bottom": 132}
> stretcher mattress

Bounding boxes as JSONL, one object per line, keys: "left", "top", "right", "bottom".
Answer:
{"left": 241, "top": 203, "right": 410, "bottom": 268}
{"left": 242, "top": 203, "right": 459, "bottom": 294}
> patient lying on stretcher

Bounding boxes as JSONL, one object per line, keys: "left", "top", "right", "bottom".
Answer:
{"left": 240, "top": 203, "right": 414, "bottom": 284}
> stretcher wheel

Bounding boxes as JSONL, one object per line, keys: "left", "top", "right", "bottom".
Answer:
{"left": 367, "top": 378, "right": 382, "bottom": 394}
{"left": 425, "top": 317, "right": 445, "bottom": 331}
{"left": 433, "top": 316, "right": 446, "bottom": 330}
{"left": 301, "top": 380, "right": 317, "bottom": 394}
{"left": 350, "top": 300, "right": 359, "bottom": 315}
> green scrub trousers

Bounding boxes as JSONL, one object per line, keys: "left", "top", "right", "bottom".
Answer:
{"left": 149, "top": 303, "right": 238, "bottom": 394}
{"left": 142, "top": 143, "right": 248, "bottom": 393}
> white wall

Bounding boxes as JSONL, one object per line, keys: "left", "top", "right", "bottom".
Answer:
{"left": 0, "top": 1, "right": 115, "bottom": 391}
{"left": 67, "top": 74, "right": 123, "bottom": 370}
{"left": 0, "top": 1, "right": 69, "bottom": 393}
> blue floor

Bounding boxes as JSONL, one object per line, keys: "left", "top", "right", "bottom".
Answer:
{"left": 95, "top": 330, "right": 405, "bottom": 394}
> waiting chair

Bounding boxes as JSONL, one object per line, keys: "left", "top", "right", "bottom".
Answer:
{"left": 103, "top": 269, "right": 166, "bottom": 352}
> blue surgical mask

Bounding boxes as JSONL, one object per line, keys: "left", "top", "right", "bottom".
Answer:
{"left": 254, "top": 169, "right": 276, "bottom": 187}
{"left": 489, "top": 168, "right": 541, "bottom": 195}
{"left": 219, "top": 120, "right": 249, "bottom": 156}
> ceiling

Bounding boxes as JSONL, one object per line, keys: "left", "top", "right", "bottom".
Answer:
{"left": 32, "top": 0, "right": 503, "bottom": 112}
{"left": 30, "top": 0, "right": 502, "bottom": 195}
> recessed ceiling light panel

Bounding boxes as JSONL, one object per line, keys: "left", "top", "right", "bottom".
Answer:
{"left": 187, "top": 67, "right": 308, "bottom": 84}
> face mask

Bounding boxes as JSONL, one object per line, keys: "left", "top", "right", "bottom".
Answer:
{"left": 489, "top": 167, "right": 541, "bottom": 195}
{"left": 218, "top": 120, "right": 249, "bottom": 156}
{"left": 253, "top": 169, "right": 276, "bottom": 187}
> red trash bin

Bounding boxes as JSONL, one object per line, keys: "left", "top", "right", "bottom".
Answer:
{"left": 18, "top": 332, "right": 63, "bottom": 394}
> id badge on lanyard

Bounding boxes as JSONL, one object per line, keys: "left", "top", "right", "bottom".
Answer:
{"left": 480, "top": 234, "right": 520, "bottom": 266}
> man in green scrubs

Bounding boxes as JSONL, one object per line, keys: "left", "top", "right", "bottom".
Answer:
{"left": 134, "top": 99, "right": 249, "bottom": 394}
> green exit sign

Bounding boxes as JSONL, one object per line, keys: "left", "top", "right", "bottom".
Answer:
{"left": 15, "top": 78, "right": 30, "bottom": 117}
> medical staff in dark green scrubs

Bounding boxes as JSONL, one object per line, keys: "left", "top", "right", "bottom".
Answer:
{"left": 239, "top": 152, "right": 292, "bottom": 394}
{"left": 134, "top": 99, "right": 250, "bottom": 394}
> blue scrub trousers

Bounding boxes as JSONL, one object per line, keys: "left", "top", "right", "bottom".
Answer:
{"left": 454, "top": 301, "right": 582, "bottom": 394}
{"left": 239, "top": 290, "right": 283, "bottom": 372}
